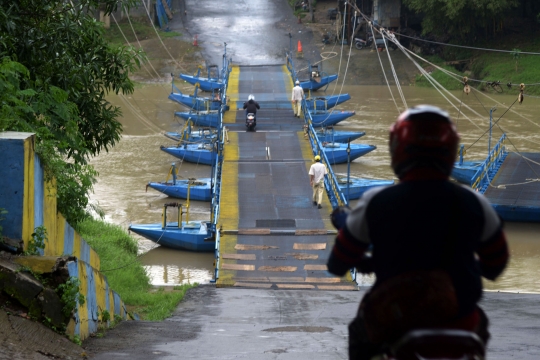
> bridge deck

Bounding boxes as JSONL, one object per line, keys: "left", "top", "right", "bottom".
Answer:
{"left": 484, "top": 152, "right": 540, "bottom": 222}
{"left": 217, "top": 65, "right": 355, "bottom": 290}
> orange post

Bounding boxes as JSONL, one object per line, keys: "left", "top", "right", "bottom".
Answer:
{"left": 193, "top": 34, "right": 198, "bottom": 46}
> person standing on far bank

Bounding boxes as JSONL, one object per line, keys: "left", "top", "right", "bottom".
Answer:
{"left": 309, "top": 155, "right": 327, "bottom": 209}
{"left": 291, "top": 80, "right": 304, "bottom": 118}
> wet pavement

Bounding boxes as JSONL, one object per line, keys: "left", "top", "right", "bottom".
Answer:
{"left": 85, "top": 286, "right": 540, "bottom": 359}
{"left": 183, "top": 0, "right": 316, "bottom": 68}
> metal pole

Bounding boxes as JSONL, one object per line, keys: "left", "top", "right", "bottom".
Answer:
{"left": 289, "top": 33, "right": 292, "bottom": 55}
{"left": 489, "top": 107, "right": 496, "bottom": 154}
{"left": 346, "top": 139, "right": 351, "bottom": 205}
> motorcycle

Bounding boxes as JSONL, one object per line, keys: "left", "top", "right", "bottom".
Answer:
{"left": 246, "top": 113, "right": 256, "bottom": 132}
{"left": 354, "top": 36, "right": 398, "bottom": 51}
{"left": 354, "top": 37, "right": 370, "bottom": 50}
{"left": 330, "top": 207, "right": 487, "bottom": 360}
{"left": 380, "top": 329, "right": 485, "bottom": 359}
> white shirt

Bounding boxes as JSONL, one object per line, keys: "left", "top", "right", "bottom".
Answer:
{"left": 309, "top": 162, "right": 327, "bottom": 183}
{"left": 292, "top": 85, "right": 304, "bottom": 101}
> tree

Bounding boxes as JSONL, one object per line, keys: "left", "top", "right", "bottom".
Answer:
{"left": 0, "top": 0, "right": 144, "bottom": 224}
{"left": 403, "top": 0, "right": 520, "bottom": 41}
{"left": 0, "top": 57, "right": 99, "bottom": 224}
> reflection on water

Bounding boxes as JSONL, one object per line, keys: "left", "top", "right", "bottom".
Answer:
{"left": 95, "top": 82, "right": 540, "bottom": 289}
{"left": 141, "top": 246, "right": 214, "bottom": 286}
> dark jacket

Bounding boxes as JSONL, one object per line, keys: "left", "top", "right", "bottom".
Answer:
{"left": 243, "top": 99, "right": 260, "bottom": 114}
{"left": 327, "top": 180, "right": 509, "bottom": 316}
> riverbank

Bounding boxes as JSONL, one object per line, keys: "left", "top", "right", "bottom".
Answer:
{"left": 77, "top": 219, "right": 195, "bottom": 321}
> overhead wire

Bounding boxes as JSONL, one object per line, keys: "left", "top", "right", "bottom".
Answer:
{"left": 380, "top": 30, "right": 540, "bottom": 183}
{"left": 392, "top": 46, "right": 540, "bottom": 131}
{"left": 111, "top": 13, "right": 159, "bottom": 80}
{"left": 393, "top": 32, "right": 540, "bottom": 56}
{"left": 140, "top": 0, "right": 188, "bottom": 73}
{"left": 381, "top": 31, "right": 408, "bottom": 110}
{"left": 401, "top": 48, "right": 485, "bottom": 128}
{"left": 353, "top": 5, "right": 540, "bottom": 174}
{"left": 124, "top": 12, "right": 163, "bottom": 79}
{"left": 370, "top": 23, "right": 402, "bottom": 114}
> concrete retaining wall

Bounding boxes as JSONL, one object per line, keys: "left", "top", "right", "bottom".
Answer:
{"left": 0, "top": 132, "right": 131, "bottom": 340}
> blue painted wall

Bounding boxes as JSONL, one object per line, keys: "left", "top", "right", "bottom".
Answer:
{"left": 0, "top": 135, "right": 26, "bottom": 240}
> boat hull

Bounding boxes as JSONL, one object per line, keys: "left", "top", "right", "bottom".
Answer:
{"left": 338, "top": 178, "right": 394, "bottom": 200}
{"left": 168, "top": 93, "right": 224, "bottom": 111}
{"left": 451, "top": 161, "right": 483, "bottom": 185}
{"left": 164, "top": 130, "right": 217, "bottom": 143}
{"left": 160, "top": 145, "right": 216, "bottom": 165}
{"left": 317, "top": 130, "right": 365, "bottom": 143}
{"left": 175, "top": 111, "right": 220, "bottom": 128}
{"left": 310, "top": 111, "right": 355, "bottom": 127}
{"left": 300, "top": 75, "right": 338, "bottom": 91}
{"left": 305, "top": 94, "right": 351, "bottom": 110}
{"left": 129, "top": 222, "right": 214, "bottom": 252}
{"left": 147, "top": 178, "right": 212, "bottom": 201}
{"left": 324, "top": 144, "right": 376, "bottom": 165}
{"left": 179, "top": 74, "right": 224, "bottom": 92}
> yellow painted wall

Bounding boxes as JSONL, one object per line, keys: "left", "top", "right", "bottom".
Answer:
{"left": 2, "top": 132, "right": 129, "bottom": 340}
{"left": 22, "top": 137, "right": 35, "bottom": 248}
{"left": 77, "top": 260, "right": 90, "bottom": 340}
{"left": 43, "top": 179, "right": 58, "bottom": 256}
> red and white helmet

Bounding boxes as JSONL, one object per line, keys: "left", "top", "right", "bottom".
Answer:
{"left": 389, "top": 105, "right": 460, "bottom": 179}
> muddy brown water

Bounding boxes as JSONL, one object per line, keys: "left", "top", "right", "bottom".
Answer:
{"left": 92, "top": 81, "right": 540, "bottom": 291}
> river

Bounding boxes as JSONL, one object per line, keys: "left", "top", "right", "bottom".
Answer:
{"left": 91, "top": 81, "right": 540, "bottom": 292}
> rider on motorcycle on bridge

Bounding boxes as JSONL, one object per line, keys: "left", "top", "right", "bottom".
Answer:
{"left": 243, "top": 94, "right": 260, "bottom": 118}
{"left": 328, "top": 105, "right": 509, "bottom": 360}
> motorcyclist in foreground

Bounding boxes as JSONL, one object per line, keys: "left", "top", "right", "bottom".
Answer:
{"left": 327, "top": 105, "right": 509, "bottom": 360}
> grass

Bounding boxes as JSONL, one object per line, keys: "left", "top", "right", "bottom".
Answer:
{"left": 414, "top": 30, "right": 540, "bottom": 95}
{"left": 77, "top": 218, "right": 195, "bottom": 321}
{"left": 103, "top": 16, "right": 182, "bottom": 47}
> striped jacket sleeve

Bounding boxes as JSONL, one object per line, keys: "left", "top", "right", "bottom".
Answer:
{"left": 473, "top": 191, "right": 510, "bottom": 280}
{"left": 327, "top": 188, "right": 381, "bottom": 276}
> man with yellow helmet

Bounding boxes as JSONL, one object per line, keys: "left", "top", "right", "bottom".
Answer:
{"left": 309, "top": 155, "right": 327, "bottom": 208}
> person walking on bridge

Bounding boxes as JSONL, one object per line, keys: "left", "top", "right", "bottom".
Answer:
{"left": 309, "top": 155, "right": 327, "bottom": 209}
{"left": 291, "top": 80, "right": 304, "bottom": 118}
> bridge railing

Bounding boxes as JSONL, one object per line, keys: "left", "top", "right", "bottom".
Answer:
{"left": 286, "top": 51, "right": 356, "bottom": 282}
{"left": 304, "top": 121, "right": 348, "bottom": 208}
{"left": 211, "top": 46, "right": 232, "bottom": 282}
{"left": 286, "top": 51, "right": 347, "bottom": 208}
{"left": 471, "top": 134, "right": 507, "bottom": 192}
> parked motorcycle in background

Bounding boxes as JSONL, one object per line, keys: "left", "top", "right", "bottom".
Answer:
{"left": 354, "top": 37, "right": 370, "bottom": 49}
{"left": 246, "top": 113, "right": 256, "bottom": 132}
{"left": 355, "top": 36, "right": 398, "bottom": 51}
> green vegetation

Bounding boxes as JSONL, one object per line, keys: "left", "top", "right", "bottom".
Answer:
{"left": 104, "top": 17, "right": 181, "bottom": 47}
{"left": 24, "top": 225, "right": 48, "bottom": 256}
{"left": 77, "top": 218, "right": 194, "bottom": 320}
{"left": 71, "top": 334, "right": 82, "bottom": 346}
{"left": 56, "top": 277, "right": 86, "bottom": 319}
{"left": 414, "top": 32, "right": 540, "bottom": 96}
{"left": 403, "top": 0, "right": 521, "bottom": 41}
{"left": 0, "top": 0, "right": 144, "bottom": 225}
